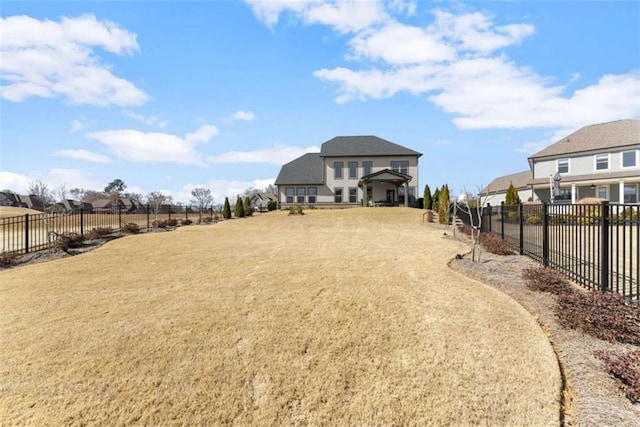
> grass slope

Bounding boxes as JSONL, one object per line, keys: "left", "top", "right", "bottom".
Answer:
{"left": 0, "top": 208, "right": 560, "bottom": 425}
{"left": 0, "top": 206, "right": 43, "bottom": 218}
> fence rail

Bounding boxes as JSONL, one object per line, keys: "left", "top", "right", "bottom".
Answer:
{"left": 458, "top": 201, "right": 639, "bottom": 303}
{"left": 1, "top": 205, "right": 216, "bottom": 255}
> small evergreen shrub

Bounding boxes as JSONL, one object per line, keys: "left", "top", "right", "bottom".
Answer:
{"left": 0, "top": 252, "right": 19, "bottom": 267}
{"left": 479, "top": 233, "right": 513, "bottom": 255}
{"left": 87, "top": 227, "right": 113, "bottom": 239}
{"left": 522, "top": 266, "right": 571, "bottom": 295}
{"left": 288, "top": 205, "right": 304, "bottom": 215}
{"left": 121, "top": 222, "right": 140, "bottom": 234}
{"left": 594, "top": 348, "right": 640, "bottom": 403}
{"left": 267, "top": 200, "right": 277, "bottom": 211}
{"left": 223, "top": 197, "right": 231, "bottom": 219}
{"left": 55, "top": 232, "right": 85, "bottom": 252}
{"left": 556, "top": 291, "right": 640, "bottom": 345}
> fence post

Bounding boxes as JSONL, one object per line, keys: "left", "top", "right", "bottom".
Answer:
{"left": 185, "top": 206, "right": 189, "bottom": 222}
{"left": 487, "top": 203, "right": 492, "bottom": 233}
{"left": 518, "top": 203, "right": 524, "bottom": 255}
{"left": 80, "top": 208, "right": 84, "bottom": 236}
{"left": 600, "top": 201, "right": 610, "bottom": 292}
{"left": 117, "top": 205, "right": 122, "bottom": 229}
{"left": 25, "top": 214, "right": 29, "bottom": 254}
{"left": 542, "top": 202, "right": 549, "bottom": 267}
{"left": 168, "top": 205, "right": 172, "bottom": 221}
{"left": 147, "top": 204, "right": 150, "bottom": 229}
{"left": 501, "top": 202, "right": 505, "bottom": 240}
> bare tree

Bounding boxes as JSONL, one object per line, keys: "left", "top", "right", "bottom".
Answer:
{"left": 55, "top": 183, "right": 68, "bottom": 202}
{"left": 147, "top": 191, "right": 170, "bottom": 224}
{"left": 190, "top": 188, "right": 214, "bottom": 223}
{"left": 455, "top": 185, "right": 495, "bottom": 263}
{"left": 28, "top": 179, "right": 53, "bottom": 206}
{"left": 69, "top": 187, "right": 85, "bottom": 201}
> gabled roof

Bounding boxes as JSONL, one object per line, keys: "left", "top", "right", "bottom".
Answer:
{"left": 529, "top": 119, "right": 640, "bottom": 160}
{"left": 483, "top": 170, "right": 533, "bottom": 194}
{"left": 274, "top": 153, "right": 324, "bottom": 185}
{"left": 320, "top": 136, "right": 422, "bottom": 157}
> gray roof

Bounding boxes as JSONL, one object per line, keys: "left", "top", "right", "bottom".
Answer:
{"left": 530, "top": 119, "right": 640, "bottom": 160}
{"left": 274, "top": 153, "right": 324, "bottom": 185}
{"left": 483, "top": 170, "right": 533, "bottom": 194}
{"left": 320, "top": 136, "right": 422, "bottom": 157}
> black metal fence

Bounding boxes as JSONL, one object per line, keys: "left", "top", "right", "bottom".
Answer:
{"left": 1, "top": 205, "right": 217, "bottom": 255}
{"left": 458, "top": 201, "right": 639, "bottom": 303}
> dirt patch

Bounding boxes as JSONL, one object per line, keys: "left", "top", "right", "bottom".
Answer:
{"left": 446, "top": 227, "right": 640, "bottom": 426}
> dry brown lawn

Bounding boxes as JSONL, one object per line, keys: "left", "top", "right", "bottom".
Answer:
{"left": 0, "top": 208, "right": 560, "bottom": 425}
{"left": 0, "top": 206, "right": 42, "bottom": 218}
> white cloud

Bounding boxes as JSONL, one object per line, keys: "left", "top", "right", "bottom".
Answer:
{"left": 0, "top": 169, "right": 102, "bottom": 193}
{"left": 70, "top": 119, "right": 85, "bottom": 133}
{"left": 123, "top": 110, "right": 168, "bottom": 128}
{"left": 87, "top": 124, "right": 219, "bottom": 165}
{"left": 0, "top": 14, "right": 147, "bottom": 106}
{"left": 387, "top": 0, "right": 416, "bottom": 16}
{"left": 207, "top": 144, "right": 319, "bottom": 164}
{"left": 52, "top": 149, "right": 112, "bottom": 163}
{"left": 229, "top": 110, "right": 256, "bottom": 122}
{"left": 245, "top": 0, "right": 389, "bottom": 33}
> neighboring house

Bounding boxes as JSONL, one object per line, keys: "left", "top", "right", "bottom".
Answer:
{"left": 275, "top": 136, "right": 422, "bottom": 208}
{"left": 484, "top": 119, "right": 640, "bottom": 205}
{"left": 0, "top": 191, "right": 19, "bottom": 207}
{"left": 93, "top": 198, "right": 146, "bottom": 212}
{"left": 46, "top": 199, "right": 94, "bottom": 214}
{"left": 481, "top": 170, "right": 534, "bottom": 206}
{"left": 17, "top": 195, "right": 44, "bottom": 211}
{"left": 251, "top": 191, "right": 277, "bottom": 212}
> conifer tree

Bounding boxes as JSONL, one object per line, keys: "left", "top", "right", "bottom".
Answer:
{"left": 223, "top": 197, "right": 231, "bottom": 219}
{"left": 244, "top": 196, "right": 253, "bottom": 217}
{"left": 423, "top": 184, "right": 432, "bottom": 211}
{"left": 234, "top": 196, "right": 245, "bottom": 218}
{"left": 432, "top": 187, "right": 440, "bottom": 211}
{"left": 505, "top": 183, "right": 521, "bottom": 206}
{"left": 438, "top": 184, "right": 450, "bottom": 224}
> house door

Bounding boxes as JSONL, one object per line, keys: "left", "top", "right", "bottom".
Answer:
{"left": 386, "top": 189, "right": 395, "bottom": 204}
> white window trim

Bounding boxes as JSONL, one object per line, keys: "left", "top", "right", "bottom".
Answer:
{"left": 557, "top": 158, "right": 569, "bottom": 174}
{"left": 594, "top": 153, "right": 610, "bottom": 171}
{"left": 621, "top": 150, "right": 638, "bottom": 169}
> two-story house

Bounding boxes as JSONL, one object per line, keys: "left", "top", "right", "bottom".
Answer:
{"left": 483, "top": 120, "right": 639, "bottom": 205}
{"left": 528, "top": 119, "right": 639, "bottom": 204}
{"left": 275, "top": 136, "right": 422, "bottom": 208}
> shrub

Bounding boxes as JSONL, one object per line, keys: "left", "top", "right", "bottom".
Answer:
{"left": 267, "top": 200, "right": 277, "bottom": 211}
{"left": 234, "top": 196, "right": 245, "bottom": 218}
{"left": 153, "top": 220, "right": 167, "bottom": 228}
{"left": 594, "top": 348, "right": 640, "bottom": 403}
{"left": 522, "top": 266, "right": 571, "bottom": 295}
{"left": 121, "top": 222, "right": 140, "bottom": 234}
{"left": 223, "top": 197, "right": 231, "bottom": 219}
{"left": 556, "top": 291, "right": 640, "bottom": 345}
{"left": 507, "top": 211, "right": 520, "bottom": 222}
{"left": 0, "top": 252, "right": 19, "bottom": 267}
{"left": 479, "top": 232, "right": 513, "bottom": 255}
{"left": 525, "top": 214, "right": 542, "bottom": 225}
{"left": 622, "top": 207, "right": 638, "bottom": 220}
{"left": 181, "top": 219, "right": 192, "bottom": 225}
{"left": 438, "top": 185, "right": 450, "bottom": 224}
{"left": 505, "top": 183, "right": 520, "bottom": 206}
{"left": 166, "top": 218, "right": 178, "bottom": 227}
{"left": 244, "top": 196, "right": 254, "bottom": 217}
{"left": 87, "top": 227, "right": 113, "bottom": 239}
{"left": 425, "top": 210, "right": 435, "bottom": 223}
{"left": 55, "top": 232, "right": 85, "bottom": 252}
{"left": 288, "top": 205, "right": 304, "bottom": 215}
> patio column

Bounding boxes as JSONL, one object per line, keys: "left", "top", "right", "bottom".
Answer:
{"left": 619, "top": 181, "right": 625, "bottom": 204}
{"left": 404, "top": 182, "right": 409, "bottom": 207}
{"left": 363, "top": 183, "right": 368, "bottom": 207}
{"left": 571, "top": 183, "right": 576, "bottom": 204}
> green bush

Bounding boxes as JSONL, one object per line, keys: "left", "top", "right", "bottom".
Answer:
{"left": 223, "top": 197, "right": 231, "bottom": 219}
{"left": 267, "top": 200, "right": 277, "bottom": 211}
{"left": 288, "top": 205, "right": 304, "bottom": 215}
{"left": 234, "top": 196, "right": 245, "bottom": 218}
{"left": 525, "top": 214, "right": 542, "bottom": 225}
{"left": 507, "top": 211, "right": 520, "bottom": 222}
{"left": 622, "top": 207, "right": 638, "bottom": 220}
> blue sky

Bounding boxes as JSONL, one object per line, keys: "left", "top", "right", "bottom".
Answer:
{"left": 1, "top": 0, "right": 639, "bottom": 204}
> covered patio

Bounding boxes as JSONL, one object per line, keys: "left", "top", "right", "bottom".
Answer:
{"left": 359, "top": 169, "right": 413, "bottom": 207}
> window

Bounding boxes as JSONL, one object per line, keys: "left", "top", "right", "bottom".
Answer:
{"left": 624, "top": 184, "right": 638, "bottom": 204}
{"left": 349, "top": 187, "right": 357, "bottom": 203}
{"left": 296, "top": 187, "right": 306, "bottom": 203}
{"left": 334, "top": 187, "right": 343, "bottom": 203}
{"left": 557, "top": 158, "right": 569, "bottom": 174}
{"left": 334, "top": 162, "right": 343, "bottom": 179}
{"left": 308, "top": 187, "right": 317, "bottom": 204}
{"left": 597, "top": 186, "right": 608, "bottom": 200}
{"left": 622, "top": 150, "right": 637, "bottom": 168}
{"left": 391, "top": 161, "right": 408, "bottom": 175}
{"left": 595, "top": 154, "right": 609, "bottom": 170}
{"left": 555, "top": 188, "right": 571, "bottom": 201}
{"left": 363, "top": 161, "right": 372, "bottom": 176}
{"left": 348, "top": 162, "right": 358, "bottom": 179}
{"left": 285, "top": 187, "right": 294, "bottom": 204}
{"left": 398, "top": 186, "right": 405, "bottom": 203}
